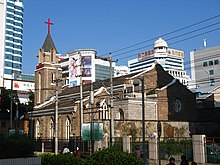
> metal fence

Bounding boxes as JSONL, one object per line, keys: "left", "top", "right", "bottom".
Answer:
{"left": 131, "top": 137, "right": 149, "bottom": 158}
{"left": 159, "top": 137, "right": 193, "bottom": 162}
{"left": 33, "top": 136, "right": 220, "bottom": 164}
{"left": 34, "top": 137, "right": 91, "bottom": 156}
{"left": 206, "top": 137, "right": 220, "bottom": 164}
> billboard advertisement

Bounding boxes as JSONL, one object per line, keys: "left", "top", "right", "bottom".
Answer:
{"left": 69, "top": 53, "right": 93, "bottom": 87}
{"left": 69, "top": 54, "right": 80, "bottom": 87}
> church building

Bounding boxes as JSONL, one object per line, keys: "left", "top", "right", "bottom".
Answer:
{"left": 32, "top": 20, "right": 199, "bottom": 146}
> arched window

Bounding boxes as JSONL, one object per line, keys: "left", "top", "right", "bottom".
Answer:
{"left": 38, "top": 73, "right": 41, "bottom": 103}
{"left": 35, "top": 119, "right": 40, "bottom": 139}
{"left": 97, "top": 99, "right": 109, "bottom": 120}
{"left": 119, "top": 108, "right": 124, "bottom": 120}
{"left": 66, "top": 117, "right": 71, "bottom": 140}
{"left": 49, "top": 118, "right": 54, "bottom": 139}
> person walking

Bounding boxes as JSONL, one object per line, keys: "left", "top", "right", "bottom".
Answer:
{"left": 180, "top": 155, "right": 189, "bottom": 165}
{"left": 75, "top": 147, "right": 81, "bottom": 157}
{"left": 167, "top": 157, "right": 175, "bottom": 165}
{"left": 134, "top": 147, "right": 141, "bottom": 159}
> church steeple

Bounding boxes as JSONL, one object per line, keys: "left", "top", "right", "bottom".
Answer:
{"left": 41, "top": 18, "right": 58, "bottom": 53}
{"left": 34, "top": 18, "right": 62, "bottom": 106}
{"left": 42, "top": 33, "right": 58, "bottom": 53}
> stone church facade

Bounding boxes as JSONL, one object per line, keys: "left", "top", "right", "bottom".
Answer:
{"left": 32, "top": 32, "right": 198, "bottom": 141}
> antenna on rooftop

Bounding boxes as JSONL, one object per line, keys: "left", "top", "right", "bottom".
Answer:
{"left": 203, "top": 39, "right": 207, "bottom": 48}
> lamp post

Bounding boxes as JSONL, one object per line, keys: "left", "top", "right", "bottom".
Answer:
{"left": 10, "top": 73, "right": 14, "bottom": 129}
{"left": 133, "top": 77, "right": 147, "bottom": 165}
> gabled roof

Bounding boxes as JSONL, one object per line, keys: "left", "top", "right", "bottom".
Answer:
{"left": 194, "top": 85, "right": 220, "bottom": 94}
{"left": 157, "top": 79, "right": 177, "bottom": 90}
{"left": 42, "top": 33, "right": 58, "bottom": 53}
{"left": 190, "top": 85, "right": 220, "bottom": 100}
{"left": 34, "top": 96, "right": 56, "bottom": 110}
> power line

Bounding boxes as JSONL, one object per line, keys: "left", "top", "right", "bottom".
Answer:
{"left": 99, "top": 14, "right": 220, "bottom": 57}
{"left": 115, "top": 27, "right": 220, "bottom": 62}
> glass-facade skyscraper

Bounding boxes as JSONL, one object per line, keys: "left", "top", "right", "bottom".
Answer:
{"left": 0, "top": 0, "right": 24, "bottom": 87}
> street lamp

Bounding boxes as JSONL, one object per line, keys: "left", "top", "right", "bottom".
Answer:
{"left": 133, "top": 77, "right": 147, "bottom": 165}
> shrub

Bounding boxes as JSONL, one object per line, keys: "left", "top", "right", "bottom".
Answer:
{"left": 84, "top": 148, "right": 143, "bottom": 165}
{"left": 0, "top": 133, "right": 35, "bottom": 159}
{"left": 40, "top": 153, "right": 85, "bottom": 165}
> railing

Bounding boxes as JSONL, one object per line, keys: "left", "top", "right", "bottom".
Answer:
{"left": 130, "top": 136, "right": 149, "bottom": 158}
{"left": 32, "top": 136, "right": 220, "bottom": 164}
{"left": 159, "top": 137, "right": 193, "bottom": 162}
{"left": 34, "top": 137, "right": 91, "bottom": 156}
{"left": 206, "top": 137, "right": 220, "bottom": 164}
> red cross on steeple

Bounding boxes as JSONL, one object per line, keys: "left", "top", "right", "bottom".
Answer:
{"left": 44, "top": 18, "right": 54, "bottom": 34}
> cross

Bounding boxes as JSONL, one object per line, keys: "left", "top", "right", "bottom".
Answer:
{"left": 44, "top": 18, "right": 54, "bottom": 34}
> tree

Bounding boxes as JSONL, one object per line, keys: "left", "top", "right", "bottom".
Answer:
{"left": 0, "top": 88, "right": 12, "bottom": 112}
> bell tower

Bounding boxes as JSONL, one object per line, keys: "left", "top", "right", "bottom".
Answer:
{"left": 34, "top": 18, "right": 62, "bottom": 106}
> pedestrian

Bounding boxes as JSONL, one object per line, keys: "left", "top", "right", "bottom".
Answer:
{"left": 75, "top": 147, "right": 81, "bottom": 157}
{"left": 180, "top": 155, "right": 189, "bottom": 165}
{"left": 62, "top": 146, "right": 70, "bottom": 154}
{"left": 167, "top": 157, "right": 175, "bottom": 165}
{"left": 134, "top": 147, "right": 141, "bottom": 159}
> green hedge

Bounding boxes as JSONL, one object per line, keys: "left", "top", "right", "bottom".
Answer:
{"left": 40, "top": 148, "right": 143, "bottom": 165}
{"left": 0, "top": 134, "right": 35, "bottom": 159}
{"left": 41, "top": 153, "right": 84, "bottom": 165}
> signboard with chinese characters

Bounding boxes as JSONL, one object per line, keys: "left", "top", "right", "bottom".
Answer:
{"left": 4, "top": 79, "right": 35, "bottom": 91}
{"left": 82, "top": 122, "right": 104, "bottom": 141}
{"left": 138, "top": 49, "right": 155, "bottom": 60}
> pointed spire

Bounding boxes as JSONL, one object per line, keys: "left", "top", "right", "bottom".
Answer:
{"left": 42, "top": 33, "right": 58, "bottom": 53}
{"left": 41, "top": 18, "right": 58, "bottom": 53}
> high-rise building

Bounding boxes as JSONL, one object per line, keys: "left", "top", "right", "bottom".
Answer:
{"left": 0, "top": 0, "right": 24, "bottom": 87}
{"left": 59, "top": 49, "right": 115, "bottom": 87}
{"left": 128, "top": 37, "right": 191, "bottom": 85}
{"left": 190, "top": 45, "right": 220, "bottom": 88}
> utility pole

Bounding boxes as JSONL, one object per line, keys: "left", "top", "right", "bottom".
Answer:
{"left": 79, "top": 52, "right": 83, "bottom": 141}
{"left": 90, "top": 82, "right": 94, "bottom": 153}
{"left": 109, "top": 53, "right": 114, "bottom": 146}
{"left": 10, "top": 73, "right": 14, "bottom": 129}
{"left": 54, "top": 68, "right": 59, "bottom": 155}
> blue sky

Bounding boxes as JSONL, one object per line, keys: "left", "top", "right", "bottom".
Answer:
{"left": 22, "top": 0, "right": 220, "bottom": 75}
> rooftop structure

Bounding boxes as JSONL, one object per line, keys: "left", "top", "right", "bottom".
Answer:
{"left": 128, "top": 38, "right": 191, "bottom": 85}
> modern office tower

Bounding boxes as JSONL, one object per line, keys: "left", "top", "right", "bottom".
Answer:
{"left": 0, "top": 0, "right": 24, "bottom": 87}
{"left": 59, "top": 49, "right": 115, "bottom": 87}
{"left": 190, "top": 45, "right": 220, "bottom": 88}
{"left": 128, "top": 37, "right": 191, "bottom": 85}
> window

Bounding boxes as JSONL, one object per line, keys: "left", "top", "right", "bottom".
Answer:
{"left": 15, "top": 6, "right": 23, "bottom": 11}
{"left": 119, "top": 109, "right": 124, "bottom": 120}
{"left": 5, "top": 61, "right": 13, "bottom": 67}
{"left": 49, "top": 119, "right": 54, "bottom": 139}
{"left": 35, "top": 119, "right": 40, "bottom": 138}
{"left": 4, "top": 68, "right": 12, "bottom": 74}
{"left": 209, "top": 61, "right": 213, "bottom": 66}
{"left": 7, "top": 7, "right": 14, "bottom": 13}
{"left": 38, "top": 73, "right": 41, "bottom": 103}
{"left": 97, "top": 99, "right": 109, "bottom": 120}
{"left": 209, "top": 70, "right": 214, "bottom": 75}
{"left": 203, "top": 62, "right": 208, "bottom": 67}
{"left": 214, "top": 59, "right": 219, "bottom": 65}
{"left": 7, "top": 2, "right": 14, "bottom": 7}
{"left": 66, "top": 117, "right": 71, "bottom": 140}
